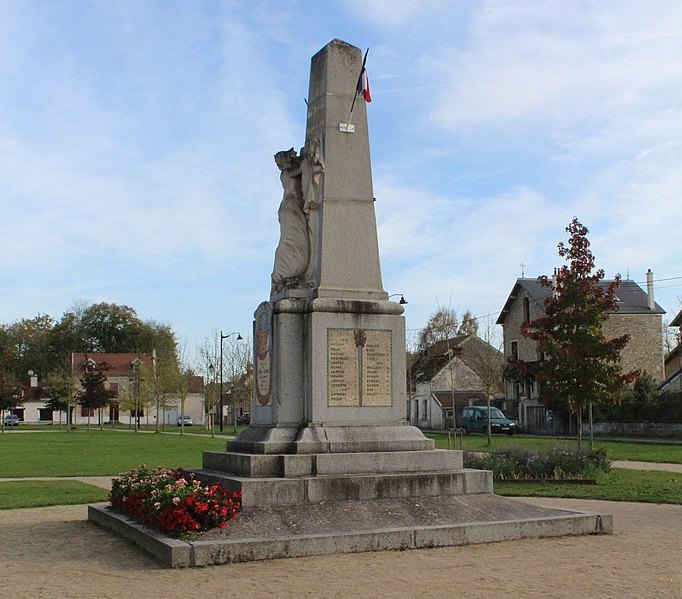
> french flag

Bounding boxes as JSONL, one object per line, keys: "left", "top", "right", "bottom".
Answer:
{"left": 356, "top": 67, "right": 371, "bottom": 103}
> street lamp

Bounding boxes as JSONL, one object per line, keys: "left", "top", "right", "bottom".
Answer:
{"left": 388, "top": 293, "right": 408, "bottom": 305}
{"left": 220, "top": 331, "right": 243, "bottom": 432}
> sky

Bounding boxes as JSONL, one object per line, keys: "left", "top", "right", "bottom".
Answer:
{"left": 2, "top": 0, "right": 681, "bottom": 363}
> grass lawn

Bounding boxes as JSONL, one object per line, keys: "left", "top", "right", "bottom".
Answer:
{"left": 426, "top": 433, "right": 682, "bottom": 463}
{"left": 0, "top": 430, "right": 227, "bottom": 477}
{"left": 495, "top": 468, "right": 682, "bottom": 505}
{"left": 0, "top": 480, "right": 109, "bottom": 510}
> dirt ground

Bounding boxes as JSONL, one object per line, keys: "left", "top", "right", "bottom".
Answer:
{"left": 0, "top": 498, "right": 680, "bottom": 599}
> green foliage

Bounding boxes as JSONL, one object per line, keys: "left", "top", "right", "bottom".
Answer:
{"left": 0, "top": 301, "right": 179, "bottom": 384}
{"left": 632, "top": 372, "right": 657, "bottom": 404}
{"left": 464, "top": 447, "right": 611, "bottom": 480}
{"left": 0, "top": 430, "right": 226, "bottom": 477}
{"left": 426, "top": 433, "right": 682, "bottom": 463}
{"left": 595, "top": 389, "right": 682, "bottom": 423}
{"left": 0, "top": 480, "right": 108, "bottom": 510}
{"left": 495, "top": 469, "right": 682, "bottom": 505}
{"left": 78, "top": 365, "right": 116, "bottom": 411}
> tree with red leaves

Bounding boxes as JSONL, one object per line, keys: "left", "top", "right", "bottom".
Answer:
{"left": 516, "top": 218, "right": 637, "bottom": 448}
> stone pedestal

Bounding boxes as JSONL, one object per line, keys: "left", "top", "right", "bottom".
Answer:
{"left": 88, "top": 39, "right": 613, "bottom": 568}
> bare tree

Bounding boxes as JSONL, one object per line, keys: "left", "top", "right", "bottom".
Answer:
{"left": 466, "top": 318, "right": 504, "bottom": 446}
{"left": 197, "top": 335, "right": 220, "bottom": 437}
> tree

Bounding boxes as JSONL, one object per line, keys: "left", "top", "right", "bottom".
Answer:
{"left": 43, "top": 369, "right": 78, "bottom": 430}
{"left": 77, "top": 362, "right": 116, "bottom": 431}
{"left": 467, "top": 318, "right": 504, "bottom": 447}
{"left": 418, "top": 306, "right": 479, "bottom": 351}
{"left": 458, "top": 310, "right": 479, "bottom": 336}
{"left": 515, "top": 218, "right": 637, "bottom": 449}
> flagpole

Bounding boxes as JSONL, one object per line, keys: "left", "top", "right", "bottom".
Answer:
{"left": 346, "top": 47, "right": 369, "bottom": 127}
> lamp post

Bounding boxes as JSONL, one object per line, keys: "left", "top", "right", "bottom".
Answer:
{"left": 388, "top": 293, "right": 408, "bottom": 305}
{"left": 208, "top": 363, "right": 215, "bottom": 438}
{"left": 219, "top": 331, "right": 243, "bottom": 432}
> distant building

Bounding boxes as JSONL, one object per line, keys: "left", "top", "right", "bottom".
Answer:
{"left": 496, "top": 272, "right": 666, "bottom": 432}
{"left": 409, "top": 335, "right": 505, "bottom": 430}
{"left": 17, "top": 352, "right": 205, "bottom": 426}
{"left": 660, "top": 308, "right": 682, "bottom": 393}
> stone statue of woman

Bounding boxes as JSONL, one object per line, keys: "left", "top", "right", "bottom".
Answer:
{"left": 271, "top": 148, "right": 309, "bottom": 295}
{"left": 301, "top": 138, "right": 324, "bottom": 286}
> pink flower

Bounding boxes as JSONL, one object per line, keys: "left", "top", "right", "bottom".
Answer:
{"left": 172, "top": 496, "right": 180, "bottom": 505}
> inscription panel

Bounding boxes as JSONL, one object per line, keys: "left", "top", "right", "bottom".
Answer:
{"left": 327, "top": 328, "right": 392, "bottom": 407}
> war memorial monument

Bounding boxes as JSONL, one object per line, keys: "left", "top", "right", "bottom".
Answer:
{"left": 89, "top": 39, "right": 612, "bottom": 567}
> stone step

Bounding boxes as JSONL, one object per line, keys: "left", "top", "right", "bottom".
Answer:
{"left": 190, "top": 468, "right": 492, "bottom": 508}
{"left": 89, "top": 494, "right": 612, "bottom": 567}
{"left": 202, "top": 449, "right": 463, "bottom": 478}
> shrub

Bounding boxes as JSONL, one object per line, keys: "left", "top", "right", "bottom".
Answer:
{"left": 109, "top": 464, "right": 241, "bottom": 538}
{"left": 464, "top": 447, "right": 610, "bottom": 481}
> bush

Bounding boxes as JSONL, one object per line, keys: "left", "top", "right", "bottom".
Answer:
{"left": 464, "top": 447, "right": 610, "bottom": 481}
{"left": 595, "top": 389, "right": 682, "bottom": 423}
{"left": 110, "top": 465, "right": 241, "bottom": 538}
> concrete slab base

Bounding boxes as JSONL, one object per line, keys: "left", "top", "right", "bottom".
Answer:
{"left": 88, "top": 493, "right": 612, "bottom": 568}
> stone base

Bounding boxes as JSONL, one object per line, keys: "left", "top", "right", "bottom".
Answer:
{"left": 229, "top": 424, "right": 434, "bottom": 455}
{"left": 88, "top": 494, "right": 612, "bottom": 568}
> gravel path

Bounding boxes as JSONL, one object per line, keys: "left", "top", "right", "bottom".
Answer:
{"left": 0, "top": 498, "right": 680, "bottom": 599}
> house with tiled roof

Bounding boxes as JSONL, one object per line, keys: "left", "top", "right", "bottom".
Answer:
{"left": 661, "top": 308, "right": 682, "bottom": 393}
{"left": 408, "top": 335, "right": 505, "bottom": 430}
{"left": 16, "top": 353, "right": 206, "bottom": 426}
{"left": 496, "top": 271, "right": 666, "bottom": 432}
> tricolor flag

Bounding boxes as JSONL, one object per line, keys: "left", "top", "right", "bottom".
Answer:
{"left": 356, "top": 66, "right": 371, "bottom": 103}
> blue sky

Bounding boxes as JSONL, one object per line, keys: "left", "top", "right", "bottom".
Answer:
{"left": 2, "top": 1, "right": 681, "bottom": 360}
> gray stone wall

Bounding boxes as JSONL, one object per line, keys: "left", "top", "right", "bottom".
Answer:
{"left": 502, "top": 294, "right": 664, "bottom": 384}
{"left": 502, "top": 289, "right": 545, "bottom": 363}
{"left": 603, "top": 313, "right": 664, "bottom": 381}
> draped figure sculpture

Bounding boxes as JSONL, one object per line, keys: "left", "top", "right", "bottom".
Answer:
{"left": 301, "top": 139, "right": 325, "bottom": 287}
{"left": 271, "top": 148, "right": 309, "bottom": 294}
{"left": 271, "top": 140, "right": 324, "bottom": 296}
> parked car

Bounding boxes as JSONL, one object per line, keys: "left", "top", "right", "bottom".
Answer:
{"left": 237, "top": 412, "right": 251, "bottom": 425}
{"left": 176, "top": 415, "right": 193, "bottom": 426}
{"left": 3, "top": 414, "right": 22, "bottom": 426}
{"left": 460, "top": 406, "right": 516, "bottom": 435}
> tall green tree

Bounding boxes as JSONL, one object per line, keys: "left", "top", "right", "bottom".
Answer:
{"left": 515, "top": 218, "right": 637, "bottom": 448}
{"left": 77, "top": 363, "right": 116, "bottom": 430}
{"left": 43, "top": 369, "right": 78, "bottom": 429}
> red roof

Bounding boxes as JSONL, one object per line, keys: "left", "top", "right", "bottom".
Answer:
{"left": 71, "top": 352, "right": 154, "bottom": 376}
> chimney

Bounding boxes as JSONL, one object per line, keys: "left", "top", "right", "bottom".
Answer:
{"left": 646, "top": 269, "right": 655, "bottom": 311}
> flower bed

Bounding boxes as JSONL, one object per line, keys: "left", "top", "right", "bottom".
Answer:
{"left": 463, "top": 447, "right": 610, "bottom": 481}
{"left": 109, "top": 465, "right": 241, "bottom": 538}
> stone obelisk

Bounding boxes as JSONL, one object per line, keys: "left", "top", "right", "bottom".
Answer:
{"left": 232, "top": 39, "right": 431, "bottom": 455}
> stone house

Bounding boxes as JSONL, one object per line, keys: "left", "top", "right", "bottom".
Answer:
{"left": 409, "top": 335, "right": 505, "bottom": 430}
{"left": 496, "top": 272, "right": 666, "bottom": 431}
{"left": 661, "top": 309, "right": 682, "bottom": 393}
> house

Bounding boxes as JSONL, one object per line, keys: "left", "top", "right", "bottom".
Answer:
{"left": 409, "top": 335, "right": 505, "bottom": 430}
{"left": 16, "top": 353, "right": 206, "bottom": 426}
{"left": 496, "top": 271, "right": 666, "bottom": 431}
{"left": 660, "top": 308, "right": 682, "bottom": 393}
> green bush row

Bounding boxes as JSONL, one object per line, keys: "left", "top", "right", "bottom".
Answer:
{"left": 463, "top": 447, "right": 611, "bottom": 481}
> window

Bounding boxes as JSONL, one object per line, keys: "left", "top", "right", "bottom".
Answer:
{"left": 81, "top": 407, "right": 95, "bottom": 417}
{"left": 130, "top": 409, "right": 144, "bottom": 417}
{"left": 523, "top": 297, "right": 530, "bottom": 323}
{"left": 421, "top": 399, "right": 428, "bottom": 419}
{"left": 511, "top": 340, "right": 519, "bottom": 360}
